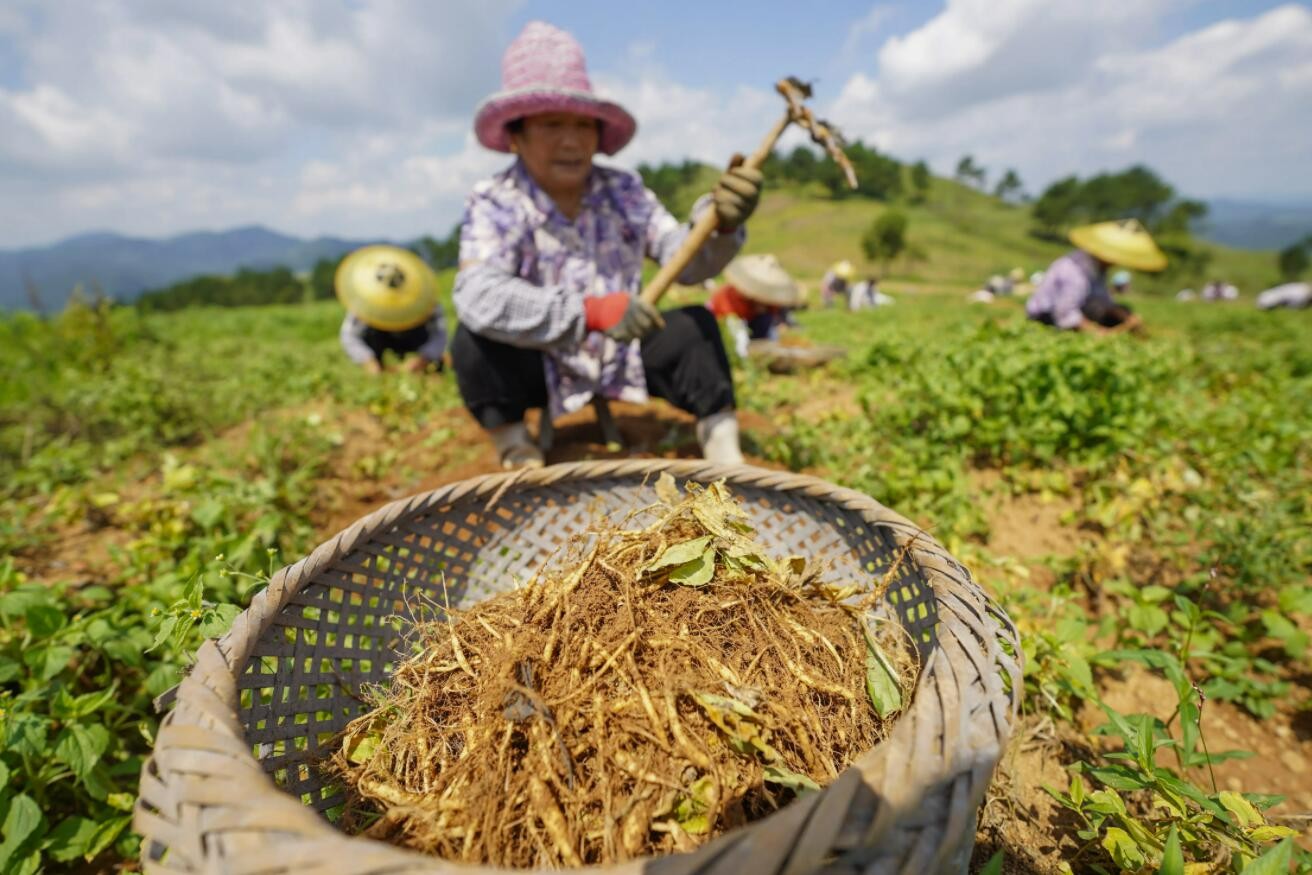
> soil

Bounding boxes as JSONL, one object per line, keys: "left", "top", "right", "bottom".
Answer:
{"left": 986, "top": 491, "right": 1082, "bottom": 566}
{"left": 972, "top": 717, "right": 1104, "bottom": 874}
{"left": 17, "top": 512, "right": 131, "bottom": 585}
{"left": 313, "top": 399, "right": 786, "bottom": 541}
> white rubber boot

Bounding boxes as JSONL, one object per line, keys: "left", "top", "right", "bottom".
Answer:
{"left": 696, "top": 410, "right": 745, "bottom": 466}
{"left": 489, "top": 422, "right": 545, "bottom": 470}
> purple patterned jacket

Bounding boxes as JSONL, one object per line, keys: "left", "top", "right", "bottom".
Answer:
{"left": 454, "top": 160, "right": 743, "bottom": 417}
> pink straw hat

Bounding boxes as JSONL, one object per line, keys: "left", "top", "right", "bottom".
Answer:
{"left": 474, "top": 21, "right": 637, "bottom": 156}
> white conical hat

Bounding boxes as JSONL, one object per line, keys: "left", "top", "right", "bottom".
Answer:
{"left": 724, "top": 254, "right": 803, "bottom": 307}
{"left": 334, "top": 245, "right": 439, "bottom": 330}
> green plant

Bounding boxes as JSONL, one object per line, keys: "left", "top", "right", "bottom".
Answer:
{"left": 860, "top": 209, "right": 909, "bottom": 276}
{"left": 1045, "top": 695, "right": 1301, "bottom": 872}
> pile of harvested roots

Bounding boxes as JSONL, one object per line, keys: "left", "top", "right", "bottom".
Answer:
{"left": 329, "top": 474, "right": 914, "bottom": 867}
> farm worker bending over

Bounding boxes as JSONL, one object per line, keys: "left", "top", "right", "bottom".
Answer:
{"left": 707, "top": 254, "right": 803, "bottom": 358}
{"left": 849, "top": 275, "right": 894, "bottom": 311}
{"left": 336, "top": 245, "right": 447, "bottom": 375}
{"left": 1255, "top": 282, "right": 1311, "bottom": 310}
{"left": 1201, "top": 280, "right": 1239, "bottom": 301}
{"left": 820, "top": 260, "right": 853, "bottom": 308}
{"left": 1026, "top": 219, "right": 1166, "bottom": 334}
{"left": 451, "top": 22, "right": 761, "bottom": 469}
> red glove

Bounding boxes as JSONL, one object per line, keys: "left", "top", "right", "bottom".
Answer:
{"left": 583, "top": 293, "right": 632, "bottom": 332}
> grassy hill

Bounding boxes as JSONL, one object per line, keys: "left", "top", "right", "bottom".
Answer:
{"left": 663, "top": 166, "right": 1284, "bottom": 296}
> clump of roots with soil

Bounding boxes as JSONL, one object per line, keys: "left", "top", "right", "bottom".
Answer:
{"left": 329, "top": 474, "right": 916, "bottom": 866}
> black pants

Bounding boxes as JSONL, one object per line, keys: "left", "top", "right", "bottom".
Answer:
{"left": 1083, "top": 299, "right": 1134, "bottom": 328}
{"left": 1034, "top": 300, "right": 1134, "bottom": 329}
{"left": 363, "top": 323, "right": 428, "bottom": 359}
{"left": 451, "top": 306, "right": 735, "bottom": 429}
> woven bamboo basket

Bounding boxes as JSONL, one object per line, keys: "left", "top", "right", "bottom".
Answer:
{"left": 136, "top": 460, "right": 1020, "bottom": 874}
{"left": 746, "top": 340, "right": 847, "bottom": 374}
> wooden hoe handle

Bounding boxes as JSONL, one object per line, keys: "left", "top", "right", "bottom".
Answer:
{"left": 638, "top": 111, "right": 793, "bottom": 308}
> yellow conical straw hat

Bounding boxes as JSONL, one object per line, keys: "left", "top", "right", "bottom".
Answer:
{"left": 725, "top": 254, "right": 803, "bottom": 307}
{"left": 1068, "top": 219, "right": 1168, "bottom": 272}
{"left": 334, "top": 245, "right": 439, "bottom": 330}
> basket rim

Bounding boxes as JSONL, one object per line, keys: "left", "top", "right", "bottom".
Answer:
{"left": 138, "top": 459, "right": 1021, "bottom": 874}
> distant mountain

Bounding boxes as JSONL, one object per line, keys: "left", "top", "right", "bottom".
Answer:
{"left": 0, "top": 226, "right": 375, "bottom": 312}
{"left": 1197, "top": 199, "right": 1312, "bottom": 250}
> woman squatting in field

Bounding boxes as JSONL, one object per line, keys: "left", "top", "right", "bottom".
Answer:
{"left": 336, "top": 245, "right": 448, "bottom": 375}
{"left": 1026, "top": 219, "right": 1167, "bottom": 334}
{"left": 449, "top": 22, "right": 763, "bottom": 469}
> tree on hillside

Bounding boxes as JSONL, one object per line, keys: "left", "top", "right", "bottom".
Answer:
{"left": 1031, "top": 176, "right": 1082, "bottom": 238}
{"left": 993, "top": 169, "right": 1023, "bottom": 202}
{"left": 955, "top": 155, "right": 986, "bottom": 190}
{"left": 1079, "top": 165, "right": 1174, "bottom": 226}
{"left": 784, "top": 146, "right": 819, "bottom": 183}
{"left": 1154, "top": 199, "right": 1208, "bottom": 237}
{"left": 637, "top": 159, "right": 709, "bottom": 213}
{"left": 818, "top": 141, "right": 903, "bottom": 201}
{"left": 909, "top": 160, "right": 931, "bottom": 203}
{"left": 761, "top": 146, "right": 827, "bottom": 188}
{"left": 1031, "top": 166, "right": 1184, "bottom": 239}
{"left": 135, "top": 266, "right": 304, "bottom": 312}
{"left": 861, "top": 209, "right": 909, "bottom": 277}
{"left": 1278, "top": 237, "right": 1311, "bottom": 280}
{"left": 309, "top": 257, "right": 341, "bottom": 300}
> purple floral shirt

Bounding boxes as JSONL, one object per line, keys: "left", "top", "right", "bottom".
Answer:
{"left": 1026, "top": 250, "right": 1111, "bottom": 330}
{"left": 455, "top": 160, "right": 742, "bottom": 417}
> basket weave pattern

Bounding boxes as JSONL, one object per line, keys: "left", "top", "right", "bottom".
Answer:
{"left": 136, "top": 460, "right": 1021, "bottom": 874}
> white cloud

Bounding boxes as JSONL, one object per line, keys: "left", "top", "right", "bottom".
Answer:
{"left": 595, "top": 73, "right": 780, "bottom": 172}
{"left": 0, "top": 2, "right": 853, "bottom": 247}
{"left": 832, "top": 2, "right": 1312, "bottom": 200}
{"left": 0, "top": 0, "right": 520, "bottom": 245}
{"left": 875, "top": 0, "right": 1170, "bottom": 116}
{"left": 3, "top": 2, "right": 1308, "bottom": 248}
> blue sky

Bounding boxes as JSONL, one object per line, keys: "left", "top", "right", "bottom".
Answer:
{"left": 0, "top": 0, "right": 1308, "bottom": 247}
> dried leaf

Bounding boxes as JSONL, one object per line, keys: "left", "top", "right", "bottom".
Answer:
{"left": 692, "top": 691, "right": 781, "bottom": 760}
{"left": 762, "top": 764, "right": 820, "bottom": 794}
{"left": 346, "top": 730, "right": 381, "bottom": 765}
{"left": 862, "top": 625, "right": 902, "bottom": 719}
{"left": 655, "top": 472, "right": 681, "bottom": 505}
{"left": 648, "top": 536, "right": 713, "bottom": 572}
{"left": 670, "top": 776, "right": 718, "bottom": 835}
{"left": 669, "top": 549, "right": 717, "bottom": 587}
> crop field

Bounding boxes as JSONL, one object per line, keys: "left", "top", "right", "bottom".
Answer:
{"left": 1, "top": 288, "right": 1309, "bottom": 872}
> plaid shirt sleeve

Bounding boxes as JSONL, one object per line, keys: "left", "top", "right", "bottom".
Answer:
{"left": 338, "top": 314, "right": 374, "bottom": 364}
{"left": 452, "top": 189, "right": 586, "bottom": 351}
